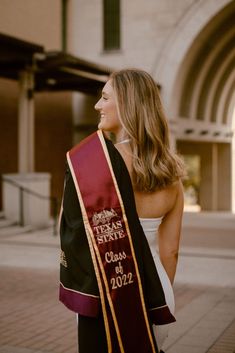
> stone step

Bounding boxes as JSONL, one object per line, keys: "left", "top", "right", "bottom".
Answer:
{"left": 0, "top": 218, "right": 17, "bottom": 229}
{"left": 0, "top": 210, "right": 5, "bottom": 219}
{"left": 0, "top": 214, "right": 57, "bottom": 238}
{"left": 0, "top": 223, "right": 33, "bottom": 237}
{"left": 183, "top": 211, "right": 235, "bottom": 229}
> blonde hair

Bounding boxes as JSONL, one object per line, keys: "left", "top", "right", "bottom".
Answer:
{"left": 110, "top": 69, "right": 185, "bottom": 192}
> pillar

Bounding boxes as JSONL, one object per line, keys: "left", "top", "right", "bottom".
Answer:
{"left": 18, "top": 70, "right": 35, "bottom": 172}
{"left": 217, "top": 143, "right": 232, "bottom": 210}
{"left": 177, "top": 140, "right": 232, "bottom": 211}
{"left": 232, "top": 130, "right": 235, "bottom": 213}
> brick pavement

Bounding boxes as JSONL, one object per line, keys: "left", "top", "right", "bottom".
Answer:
{"left": 164, "top": 286, "right": 235, "bottom": 353}
{"left": 0, "top": 264, "right": 208, "bottom": 353}
{"left": 0, "top": 266, "right": 77, "bottom": 353}
{"left": 1, "top": 264, "right": 234, "bottom": 353}
{"left": 0, "top": 212, "right": 235, "bottom": 353}
{"left": 207, "top": 320, "right": 235, "bottom": 353}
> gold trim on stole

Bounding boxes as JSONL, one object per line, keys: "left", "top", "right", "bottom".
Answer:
{"left": 97, "top": 130, "right": 156, "bottom": 353}
{"left": 67, "top": 152, "right": 113, "bottom": 353}
{"left": 60, "top": 282, "right": 100, "bottom": 298}
{"left": 67, "top": 130, "right": 157, "bottom": 353}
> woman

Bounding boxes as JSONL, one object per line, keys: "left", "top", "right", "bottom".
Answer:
{"left": 94, "top": 68, "right": 185, "bottom": 351}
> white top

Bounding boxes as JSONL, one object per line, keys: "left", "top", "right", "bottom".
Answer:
{"left": 139, "top": 217, "right": 163, "bottom": 255}
{"left": 139, "top": 216, "right": 175, "bottom": 316}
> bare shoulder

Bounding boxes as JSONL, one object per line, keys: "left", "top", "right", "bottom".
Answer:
{"left": 167, "top": 179, "right": 184, "bottom": 211}
{"left": 135, "top": 180, "right": 183, "bottom": 218}
{"left": 155, "top": 180, "right": 183, "bottom": 202}
{"left": 168, "top": 179, "right": 184, "bottom": 198}
{"left": 114, "top": 143, "right": 184, "bottom": 217}
{"left": 156, "top": 180, "right": 183, "bottom": 213}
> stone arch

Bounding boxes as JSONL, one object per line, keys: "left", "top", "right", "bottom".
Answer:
{"left": 153, "top": 0, "right": 235, "bottom": 211}
{"left": 153, "top": 0, "right": 233, "bottom": 118}
{"left": 175, "top": 3, "right": 235, "bottom": 141}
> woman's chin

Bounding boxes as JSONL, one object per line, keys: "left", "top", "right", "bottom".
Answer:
{"left": 98, "top": 122, "right": 109, "bottom": 132}
{"left": 98, "top": 121, "right": 105, "bottom": 130}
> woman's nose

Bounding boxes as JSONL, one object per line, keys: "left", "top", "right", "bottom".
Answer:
{"left": 94, "top": 98, "right": 101, "bottom": 111}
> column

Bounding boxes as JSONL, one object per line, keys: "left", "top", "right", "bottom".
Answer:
{"left": 18, "top": 70, "right": 35, "bottom": 172}
{"left": 217, "top": 143, "right": 232, "bottom": 211}
{"left": 211, "top": 143, "right": 218, "bottom": 211}
{"left": 232, "top": 126, "right": 235, "bottom": 213}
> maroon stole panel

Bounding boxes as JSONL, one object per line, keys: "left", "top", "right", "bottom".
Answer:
{"left": 67, "top": 130, "right": 157, "bottom": 353}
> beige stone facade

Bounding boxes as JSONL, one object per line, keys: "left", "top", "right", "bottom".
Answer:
{"left": 68, "top": 0, "right": 235, "bottom": 212}
{"left": 0, "top": 0, "right": 73, "bottom": 209}
{"left": 0, "top": 0, "right": 61, "bottom": 50}
{"left": 0, "top": 0, "right": 234, "bottom": 212}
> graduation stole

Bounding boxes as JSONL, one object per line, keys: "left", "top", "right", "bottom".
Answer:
{"left": 67, "top": 130, "right": 157, "bottom": 353}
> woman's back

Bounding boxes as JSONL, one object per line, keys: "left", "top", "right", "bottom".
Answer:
{"left": 134, "top": 184, "right": 179, "bottom": 218}
{"left": 115, "top": 142, "right": 180, "bottom": 218}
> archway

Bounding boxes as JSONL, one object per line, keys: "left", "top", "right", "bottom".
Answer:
{"left": 154, "top": 0, "right": 235, "bottom": 211}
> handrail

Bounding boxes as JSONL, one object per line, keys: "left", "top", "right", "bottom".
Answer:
{"left": 1, "top": 176, "right": 58, "bottom": 236}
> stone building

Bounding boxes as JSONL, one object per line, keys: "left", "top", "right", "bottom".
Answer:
{"left": 68, "top": 0, "right": 235, "bottom": 212}
{"left": 0, "top": 0, "right": 71, "bottom": 219}
{"left": 0, "top": 0, "right": 234, "bottom": 222}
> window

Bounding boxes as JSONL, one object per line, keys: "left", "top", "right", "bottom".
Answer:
{"left": 103, "top": 0, "right": 120, "bottom": 51}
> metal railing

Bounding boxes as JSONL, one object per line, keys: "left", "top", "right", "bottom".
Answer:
{"left": 1, "top": 176, "right": 58, "bottom": 236}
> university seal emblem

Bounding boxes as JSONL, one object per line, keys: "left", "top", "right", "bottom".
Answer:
{"left": 92, "top": 208, "right": 118, "bottom": 226}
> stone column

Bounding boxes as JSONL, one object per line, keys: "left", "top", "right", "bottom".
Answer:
{"left": 18, "top": 70, "right": 35, "bottom": 172}
{"left": 217, "top": 143, "right": 232, "bottom": 211}
{"left": 211, "top": 143, "right": 218, "bottom": 211}
{"left": 200, "top": 142, "right": 232, "bottom": 211}
{"left": 232, "top": 134, "right": 235, "bottom": 213}
{"left": 199, "top": 143, "right": 213, "bottom": 211}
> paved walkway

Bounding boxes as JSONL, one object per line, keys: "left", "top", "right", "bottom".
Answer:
{"left": 0, "top": 212, "right": 235, "bottom": 353}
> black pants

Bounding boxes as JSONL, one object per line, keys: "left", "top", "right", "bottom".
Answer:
{"left": 78, "top": 314, "right": 159, "bottom": 353}
{"left": 78, "top": 314, "right": 108, "bottom": 353}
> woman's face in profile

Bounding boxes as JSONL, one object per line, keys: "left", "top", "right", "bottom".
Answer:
{"left": 94, "top": 80, "right": 123, "bottom": 138}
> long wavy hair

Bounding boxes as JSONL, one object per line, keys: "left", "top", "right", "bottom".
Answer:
{"left": 110, "top": 69, "right": 185, "bottom": 192}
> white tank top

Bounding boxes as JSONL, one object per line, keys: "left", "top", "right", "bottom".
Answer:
{"left": 139, "top": 217, "right": 163, "bottom": 254}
